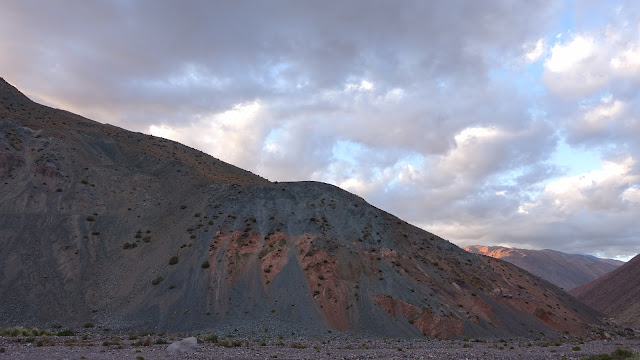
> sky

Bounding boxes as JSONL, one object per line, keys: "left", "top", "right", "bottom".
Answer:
{"left": 1, "top": 1, "right": 639, "bottom": 261}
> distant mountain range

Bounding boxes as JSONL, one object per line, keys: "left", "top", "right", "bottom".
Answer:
{"left": 0, "top": 77, "right": 602, "bottom": 339}
{"left": 464, "top": 245, "right": 624, "bottom": 290}
{"left": 571, "top": 253, "right": 640, "bottom": 328}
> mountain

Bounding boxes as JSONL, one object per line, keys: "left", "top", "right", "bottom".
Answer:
{"left": 464, "top": 246, "right": 624, "bottom": 290}
{"left": 0, "top": 78, "right": 602, "bottom": 339}
{"left": 571, "top": 254, "right": 640, "bottom": 328}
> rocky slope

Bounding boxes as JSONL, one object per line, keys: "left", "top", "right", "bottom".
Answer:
{"left": 0, "top": 78, "right": 602, "bottom": 339}
{"left": 465, "top": 246, "right": 623, "bottom": 290}
{"left": 571, "top": 254, "right": 640, "bottom": 328}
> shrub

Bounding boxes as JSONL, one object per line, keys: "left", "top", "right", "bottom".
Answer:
{"left": 611, "top": 349, "right": 634, "bottom": 358}
{"left": 85, "top": 216, "right": 95, "bottom": 221}
{"left": 123, "top": 242, "right": 137, "bottom": 249}
{"left": 57, "top": 329, "right": 75, "bottom": 336}
{"left": 203, "top": 334, "right": 218, "bottom": 343}
{"left": 83, "top": 322, "right": 94, "bottom": 328}
{"left": 201, "top": 261, "right": 210, "bottom": 269}
{"left": 134, "top": 337, "right": 152, "bottom": 347}
{"left": 142, "top": 236, "right": 151, "bottom": 243}
{"left": 169, "top": 256, "right": 179, "bottom": 265}
{"left": 151, "top": 277, "right": 163, "bottom": 285}
{"left": 581, "top": 348, "right": 636, "bottom": 360}
{"left": 154, "top": 338, "right": 167, "bottom": 344}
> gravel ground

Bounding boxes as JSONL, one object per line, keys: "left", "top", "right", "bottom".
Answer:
{"left": 0, "top": 334, "right": 639, "bottom": 360}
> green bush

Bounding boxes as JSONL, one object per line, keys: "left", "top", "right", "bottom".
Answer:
{"left": 85, "top": 216, "right": 95, "bottom": 221}
{"left": 203, "top": 334, "right": 218, "bottom": 343}
{"left": 57, "top": 329, "right": 75, "bottom": 336}
{"left": 202, "top": 261, "right": 210, "bottom": 269}
{"left": 169, "top": 256, "right": 179, "bottom": 265}
{"left": 581, "top": 348, "right": 638, "bottom": 360}
{"left": 83, "top": 322, "right": 94, "bottom": 328}
{"left": 151, "top": 277, "right": 163, "bottom": 285}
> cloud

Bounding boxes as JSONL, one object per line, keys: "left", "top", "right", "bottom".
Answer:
{"left": 543, "top": 35, "right": 610, "bottom": 98}
{"left": 2, "top": 0, "right": 640, "bottom": 259}
{"left": 523, "top": 38, "right": 546, "bottom": 63}
{"left": 149, "top": 101, "right": 272, "bottom": 171}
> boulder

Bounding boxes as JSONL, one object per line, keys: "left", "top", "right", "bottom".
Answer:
{"left": 166, "top": 337, "right": 197, "bottom": 354}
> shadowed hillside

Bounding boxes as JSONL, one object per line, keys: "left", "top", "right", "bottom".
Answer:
{"left": 0, "top": 78, "right": 602, "bottom": 339}
{"left": 571, "top": 254, "right": 640, "bottom": 328}
{"left": 465, "top": 246, "right": 623, "bottom": 290}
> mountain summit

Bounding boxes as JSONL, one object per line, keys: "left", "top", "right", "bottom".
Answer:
{"left": 0, "top": 78, "right": 601, "bottom": 338}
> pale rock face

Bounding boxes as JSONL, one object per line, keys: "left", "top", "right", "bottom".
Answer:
{"left": 166, "top": 337, "right": 197, "bottom": 354}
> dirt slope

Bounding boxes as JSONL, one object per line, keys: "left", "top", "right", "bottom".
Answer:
{"left": 571, "top": 254, "right": 640, "bottom": 327}
{"left": 465, "top": 246, "right": 623, "bottom": 290}
{"left": 0, "top": 78, "right": 602, "bottom": 339}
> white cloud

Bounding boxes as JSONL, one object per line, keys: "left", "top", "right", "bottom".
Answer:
{"left": 622, "top": 187, "right": 640, "bottom": 203}
{"left": 575, "top": 96, "right": 627, "bottom": 133}
{"left": 148, "top": 101, "right": 270, "bottom": 170}
{"left": 542, "top": 35, "right": 610, "bottom": 97}
{"left": 611, "top": 43, "right": 640, "bottom": 76}
{"left": 346, "top": 80, "right": 374, "bottom": 92}
{"left": 543, "top": 26, "right": 640, "bottom": 98}
{"left": 542, "top": 157, "right": 637, "bottom": 214}
{"left": 545, "top": 35, "right": 596, "bottom": 73}
{"left": 523, "top": 38, "right": 546, "bottom": 62}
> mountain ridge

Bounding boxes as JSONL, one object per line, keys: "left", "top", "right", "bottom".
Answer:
{"left": 571, "top": 253, "right": 640, "bottom": 328}
{"left": 464, "top": 245, "right": 623, "bottom": 290}
{"left": 0, "top": 77, "right": 602, "bottom": 339}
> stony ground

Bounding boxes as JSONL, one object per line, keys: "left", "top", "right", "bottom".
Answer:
{"left": 0, "top": 332, "right": 639, "bottom": 360}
